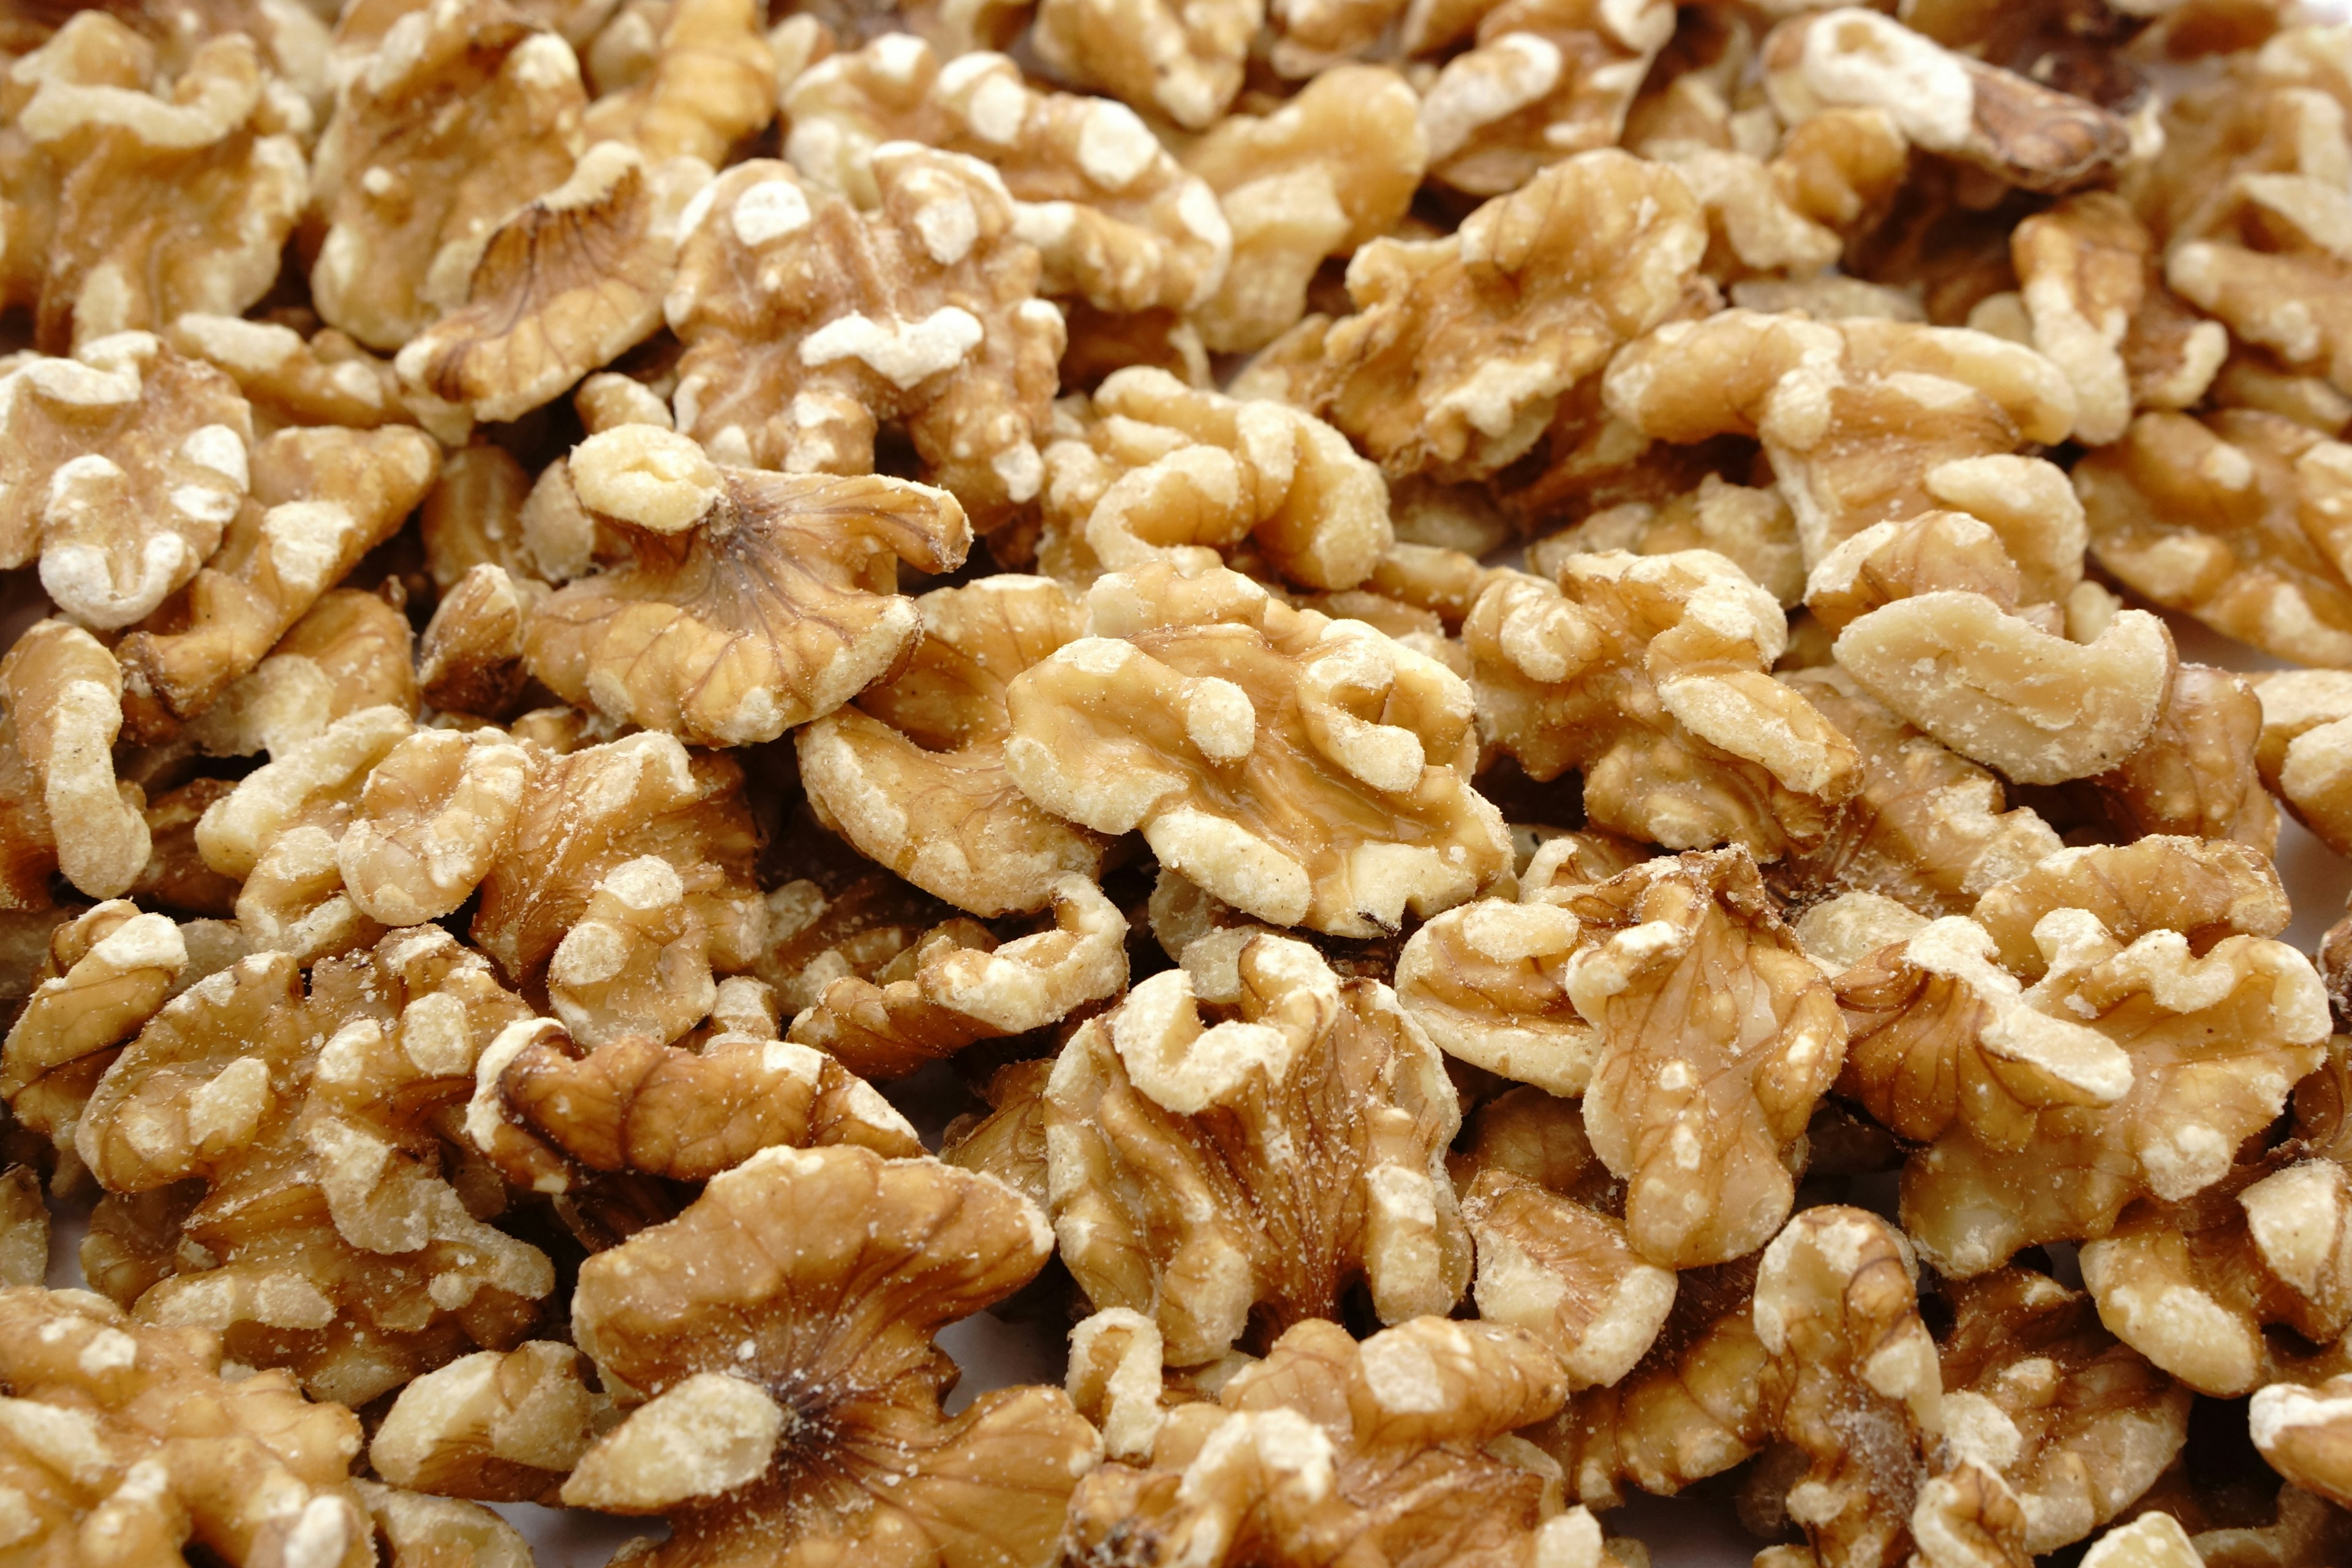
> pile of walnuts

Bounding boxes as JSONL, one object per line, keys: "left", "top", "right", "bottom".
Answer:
{"left": 13, "top": 1, "right": 2352, "bottom": 1564}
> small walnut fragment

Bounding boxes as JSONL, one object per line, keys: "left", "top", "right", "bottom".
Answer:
{"left": 311, "top": 0, "right": 588, "bottom": 350}
{"left": 1559, "top": 850, "right": 1845, "bottom": 1268}
{"left": 165, "top": 314, "right": 421, "bottom": 437}
{"left": 1534, "top": 475, "right": 1805, "bottom": 610}
{"left": 0, "top": 902, "right": 187, "bottom": 1152}
{"left": 1064, "top": 1315, "right": 1620, "bottom": 1568}
{"left": 1656, "top": 109, "right": 1910, "bottom": 287}
{"left": 2088, "top": 663, "right": 2278, "bottom": 852}
{"left": 1030, "top": 0, "right": 1256, "bottom": 130}
{"left": 180, "top": 587, "right": 421, "bottom": 764}
{"left": 359, "top": 1482, "right": 536, "bottom": 1567}
{"left": 1462, "top": 1168, "right": 1675, "bottom": 1388}
{"left": 753, "top": 864, "right": 952, "bottom": 1017}
{"left": 562, "top": 1144, "right": 1098, "bottom": 1567}
{"left": 2252, "top": 1375, "right": 2352, "bottom": 1513}
{"left": 0, "top": 620, "right": 148, "bottom": 900}
{"left": 1394, "top": 888, "right": 1593, "bottom": 1096}
{"left": 1466, "top": 550, "right": 1860, "bottom": 859}
{"left": 2082, "top": 1513, "right": 2210, "bottom": 1568}
{"left": 578, "top": 0, "right": 772, "bottom": 164}
{"left": 339, "top": 728, "right": 533, "bottom": 927}
{"left": 418, "top": 564, "right": 547, "bottom": 720}
{"left": 372, "top": 1340, "right": 609, "bottom": 1502}
{"left": 665, "top": 150, "right": 1063, "bottom": 518}
{"left": 1044, "top": 932, "right": 1466, "bottom": 1365}
{"left": 1005, "top": 560, "right": 1510, "bottom": 937}
{"left": 797, "top": 575, "right": 1107, "bottom": 918}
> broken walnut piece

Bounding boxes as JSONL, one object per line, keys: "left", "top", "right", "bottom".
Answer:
{"left": 1656, "top": 108, "right": 1910, "bottom": 287}
{"left": 1466, "top": 550, "right": 1861, "bottom": 859}
{"left": 2252, "top": 670, "right": 2352, "bottom": 858}
{"left": 783, "top": 36, "right": 1231, "bottom": 318}
{"left": 1461, "top": 1168, "right": 1675, "bottom": 1389}
{"left": 418, "top": 564, "right": 548, "bottom": 720}
{"left": 665, "top": 150, "right": 1063, "bottom": 520}
{"left": 0, "top": 901, "right": 187, "bottom": 1152}
{"left": 752, "top": 864, "right": 954, "bottom": 1018}
{"left": 2252, "top": 1375, "right": 2352, "bottom": 1514}
{"left": 182, "top": 587, "right": 421, "bottom": 764}
{"left": 419, "top": 444, "right": 536, "bottom": 592}
{"left": 578, "top": 0, "right": 772, "bottom": 165}
{"left": 339, "top": 728, "right": 533, "bottom": 927}
{"left": 1534, "top": 474, "right": 1805, "bottom": 611}
{"left": 1004, "top": 559, "right": 1510, "bottom": 938}
{"left": 1394, "top": 886, "right": 1594, "bottom": 1098}
{"left": 562, "top": 1143, "right": 1097, "bottom": 1567}
{"left": 73, "top": 929, "right": 552, "bottom": 1406}
{"left": 0, "top": 620, "right": 149, "bottom": 900}
{"left": 372, "top": 1340, "right": 611, "bottom": 1503}
{"left": 1044, "top": 932, "right": 1467, "bottom": 1366}
{"left": 546, "top": 855, "right": 728, "bottom": 1047}
{"left": 796, "top": 573, "right": 1110, "bottom": 918}
{"left": 2088, "top": 663, "right": 2278, "bottom": 853}
{"left": 1970, "top": 837, "right": 2293, "bottom": 980}
{"left": 165, "top": 313, "right": 422, "bottom": 438}
{"left": 309, "top": 0, "right": 587, "bottom": 351}
{"left": 1030, "top": 0, "right": 1254, "bottom": 130}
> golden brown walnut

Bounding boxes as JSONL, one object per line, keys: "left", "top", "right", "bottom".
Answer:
{"left": 1038, "top": 367, "right": 1392, "bottom": 590}
{"left": 116, "top": 424, "right": 439, "bottom": 737}
{"left": 1461, "top": 1168, "right": 1675, "bottom": 1387}
{"left": 561, "top": 1144, "right": 1098, "bottom": 1567}
{"left": 1762, "top": 9, "right": 2130, "bottom": 194}
{"left": 753, "top": 865, "right": 951, "bottom": 1016}
{"left": 2252, "top": 669, "right": 2352, "bottom": 856}
{"left": 1004, "top": 559, "right": 1510, "bottom": 937}
{"left": 309, "top": 0, "right": 587, "bottom": 351}
{"left": 1043, "top": 932, "right": 1467, "bottom": 1366}
{"left": 1058, "top": 303, "right": 1212, "bottom": 394}
{"left": 1558, "top": 850, "right": 1845, "bottom": 1269}
{"left": 72, "top": 929, "right": 551, "bottom": 1406}
{"left": 1534, "top": 476, "right": 1805, "bottom": 609}
{"left": 0, "top": 1284, "right": 390, "bottom": 1568}
{"left": 1466, "top": 551, "right": 1861, "bottom": 859}
{"left": 1179, "top": 66, "right": 1425, "bottom": 355}
{"left": 2083, "top": 1513, "right": 2212, "bottom": 1568}
{"left": 0, "top": 902, "right": 187, "bottom": 1152}
{"left": 2252, "top": 1375, "right": 2352, "bottom": 1513}
{"left": 419, "top": 445, "right": 535, "bottom": 591}
{"left": 396, "top": 141, "right": 712, "bottom": 423}
{"left": 1657, "top": 109, "right": 1909, "bottom": 285}
{"left": 797, "top": 575, "right": 1109, "bottom": 917}
{"left": 359, "top": 1482, "right": 537, "bottom": 1566}
{"left": 1901, "top": 842, "right": 2330, "bottom": 1279}
{"left": 664, "top": 151, "right": 1063, "bottom": 519}
{"left": 473, "top": 729, "right": 761, "bottom": 987}
{"left": 0, "top": 333, "right": 252, "bottom": 631}
{"left": 177, "top": 586, "right": 420, "bottom": 765}
{"left": 0, "top": 15, "right": 306, "bottom": 353}
{"left": 1394, "top": 888, "right": 1593, "bottom": 1096}
{"left": 786, "top": 873, "right": 1128, "bottom": 1078}
{"left": 0, "top": 620, "right": 147, "bottom": 900}
{"left": 2076, "top": 410, "right": 2352, "bottom": 667}
{"left": 2089, "top": 664, "right": 2279, "bottom": 852}
{"left": 1773, "top": 668, "right": 2060, "bottom": 919}
{"left": 339, "top": 728, "right": 533, "bottom": 928}
{"left": 940, "top": 1057, "right": 1054, "bottom": 1212}
{"left": 1063, "top": 1315, "right": 1619, "bottom": 1568}
{"left": 546, "top": 854, "right": 734, "bottom": 1047}
{"left": 578, "top": 0, "right": 772, "bottom": 164}
{"left": 1029, "top": 0, "right": 1253, "bottom": 130}
{"left": 783, "top": 37, "right": 1230, "bottom": 318}
{"left": 1415, "top": 0, "right": 1675, "bottom": 197}
{"left": 165, "top": 314, "right": 426, "bottom": 438}
{"left": 2214, "top": 344, "right": 2352, "bottom": 435}
{"left": 372, "top": 1340, "right": 611, "bottom": 1502}
{"left": 2163, "top": 166, "right": 2352, "bottom": 404}
{"left": 0, "top": 1166, "right": 45, "bottom": 1286}
{"left": 529, "top": 435, "right": 965, "bottom": 739}
{"left": 418, "top": 564, "right": 547, "bottom": 720}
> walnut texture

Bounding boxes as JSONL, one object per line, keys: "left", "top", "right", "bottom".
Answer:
{"left": 0, "top": 620, "right": 148, "bottom": 900}
{"left": 1030, "top": 0, "right": 1256, "bottom": 130}
{"left": 578, "top": 0, "right": 773, "bottom": 164}
{"left": 1461, "top": 1168, "right": 1676, "bottom": 1389}
{"left": 371, "top": 1340, "right": 611, "bottom": 1502}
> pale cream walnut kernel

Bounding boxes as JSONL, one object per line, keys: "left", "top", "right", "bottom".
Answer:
{"left": 371, "top": 1340, "right": 611, "bottom": 1502}
{"left": 0, "top": 901, "right": 187, "bottom": 1152}
{"left": 1030, "top": 0, "right": 1256, "bottom": 130}
{"left": 417, "top": 564, "right": 548, "bottom": 720}
{"left": 179, "top": 587, "right": 421, "bottom": 764}
{"left": 1394, "top": 890, "right": 1593, "bottom": 1096}
{"left": 1532, "top": 476, "right": 1805, "bottom": 610}
{"left": 0, "top": 620, "right": 148, "bottom": 900}
{"left": 2251, "top": 1376, "right": 2352, "bottom": 1513}
{"left": 578, "top": 0, "right": 772, "bottom": 164}
{"left": 547, "top": 855, "right": 720, "bottom": 1047}
{"left": 339, "top": 728, "right": 533, "bottom": 926}
{"left": 1461, "top": 1169, "right": 1675, "bottom": 1388}
{"left": 165, "top": 314, "right": 421, "bottom": 437}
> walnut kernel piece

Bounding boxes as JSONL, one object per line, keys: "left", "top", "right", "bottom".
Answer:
{"left": 165, "top": 314, "right": 418, "bottom": 437}
{"left": 0, "top": 620, "right": 148, "bottom": 900}
{"left": 547, "top": 856, "right": 722, "bottom": 1046}
{"left": 1005, "top": 560, "right": 1510, "bottom": 938}
{"left": 1030, "top": 0, "right": 1256, "bottom": 130}
{"left": 1044, "top": 932, "right": 1466, "bottom": 1365}
{"left": 372, "top": 1340, "right": 609, "bottom": 1502}
{"left": 578, "top": 0, "right": 774, "bottom": 164}
{"left": 797, "top": 575, "right": 1106, "bottom": 918}
{"left": 524, "top": 426, "right": 970, "bottom": 746}
{"left": 1462, "top": 1169, "right": 1675, "bottom": 1387}
{"left": 180, "top": 587, "right": 421, "bottom": 764}
{"left": 563, "top": 1144, "right": 1097, "bottom": 1566}
{"left": 665, "top": 150, "right": 1063, "bottom": 518}
{"left": 1395, "top": 891, "right": 1592, "bottom": 1096}
{"left": 338, "top": 729, "right": 531, "bottom": 927}
{"left": 0, "top": 902, "right": 187, "bottom": 1150}
{"left": 418, "top": 564, "right": 547, "bottom": 720}
{"left": 2252, "top": 1376, "right": 2352, "bottom": 1512}
{"left": 1535, "top": 475, "right": 1805, "bottom": 610}
{"left": 1467, "top": 551, "right": 1860, "bottom": 859}
{"left": 2087, "top": 663, "right": 2278, "bottom": 853}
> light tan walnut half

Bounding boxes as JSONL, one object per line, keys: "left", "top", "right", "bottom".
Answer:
{"left": 1561, "top": 850, "right": 1846, "bottom": 1268}
{"left": 337, "top": 728, "right": 530, "bottom": 927}
{"left": 784, "top": 37, "right": 1229, "bottom": 317}
{"left": 0, "top": 15, "right": 306, "bottom": 353}
{"left": 2252, "top": 1376, "right": 2352, "bottom": 1513}
{"left": 397, "top": 141, "right": 712, "bottom": 423}
{"left": 1535, "top": 475, "right": 1806, "bottom": 610}
{"left": 665, "top": 150, "right": 1063, "bottom": 519}
{"left": 578, "top": 0, "right": 772, "bottom": 164}
{"left": 798, "top": 575, "right": 1108, "bottom": 917}
{"left": 522, "top": 426, "right": 971, "bottom": 746}
{"left": 0, "top": 620, "right": 148, "bottom": 900}
{"left": 1297, "top": 149, "right": 1706, "bottom": 484}
{"left": 1462, "top": 1169, "right": 1675, "bottom": 1389}
{"left": 1466, "top": 551, "right": 1860, "bottom": 859}
{"left": 1395, "top": 891, "right": 1592, "bottom": 1096}
{"left": 1043, "top": 932, "right": 1467, "bottom": 1366}
{"left": 1030, "top": 0, "right": 1256, "bottom": 130}
{"left": 1005, "top": 560, "right": 1510, "bottom": 938}
{"left": 562, "top": 1144, "right": 1099, "bottom": 1568}
{"left": 2254, "top": 670, "right": 2352, "bottom": 856}
{"left": 74, "top": 929, "right": 552, "bottom": 1406}
{"left": 1038, "top": 367, "right": 1391, "bottom": 591}
{"left": 310, "top": 0, "right": 587, "bottom": 350}
{"left": 1063, "top": 1316, "right": 1621, "bottom": 1568}
{"left": 1180, "top": 66, "right": 1424, "bottom": 355}
{"left": 2076, "top": 410, "right": 2352, "bottom": 668}
{"left": 0, "top": 902, "right": 187, "bottom": 1153}
{"left": 371, "top": 1340, "right": 612, "bottom": 1504}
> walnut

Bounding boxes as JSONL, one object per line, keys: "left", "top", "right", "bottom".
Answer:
{"left": 752, "top": 864, "right": 951, "bottom": 1016}
{"left": 1030, "top": 0, "right": 1254, "bottom": 130}
{"left": 2086, "top": 663, "right": 2278, "bottom": 852}
{"left": 1042, "top": 932, "right": 1467, "bottom": 1365}
{"left": 1461, "top": 1168, "right": 1675, "bottom": 1387}
{"left": 783, "top": 37, "right": 1229, "bottom": 318}
{"left": 1037, "top": 367, "right": 1391, "bottom": 590}
{"left": 0, "top": 621, "right": 146, "bottom": 900}
{"left": 0, "top": 1284, "right": 385, "bottom": 1568}
{"left": 1063, "top": 1315, "right": 1620, "bottom": 1568}
{"left": 116, "top": 424, "right": 440, "bottom": 738}
{"left": 2075, "top": 410, "right": 2352, "bottom": 668}
{"left": 940, "top": 1056, "right": 1054, "bottom": 1212}
{"left": 1464, "top": 551, "right": 1861, "bottom": 859}
{"left": 2163, "top": 172, "right": 2352, "bottom": 406}
{"left": 0, "top": 333, "right": 253, "bottom": 631}
{"left": 396, "top": 141, "right": 712, "bottom": 424}
{"left": 339, "top": 729, "right": 533, "bottom": 927}
{"left": 1290, "top": 150, "right": 1705, "bottom": 484}
{"left": 1657, "top": 110, "right": 1910, "bottom": 286}
{"left": 1533, "top": 475, "right": 1806, "bottom": 609}
{"left": 1179, "top": 65, "right": 1425, "bottom": 355}
{"left": 0, "top": 902, "right": 187, "bottom": 1152}
{"left": 2254, "top": 671, "right": 2352, "bottom": 855}
{"left": 796, "top": 574, "right": 1109, "bottom": 916}
{"left": 1393, "top": 889, "right": 1593, "bottom": 1096}
{"left": 786, "top": 872, "right": 1128, "bottom": 1078}
{"left": 1901, "top": 842, "right": 2330, "bottom": 1279}
{"left": 1558, "top": 850, "right": 1844, "bottom": 1268}
{"left": 1003, "top": 560, "right": 1510, "bottom": 937}
{"left": 417, "top": 564, "right": 547, "bottom": 720}
{"left": 310, "top": 0, "right": 587, "bottom": 351}
{"left": 560, "top": 1144, "right": 1097, "bottom": 1566}
{"left": 578, "top": 0, "right": 772, "bottom": 164}
{"left": 371, "top": 1340, "right": 610, "bottom": 1502}
{"left": 358, "top": 1482, "right": 536, "bottom": 1567}
{"left": 165, "top": 313, "right": 425, "bottom": 438}
{"left": 664, "top": 150, "right": 1063, "bottom": 519}
{"left": 0, "top": 16, "right": 306, "bottom": 353}
{"left": 183, "top": 588, "right": 421, "bottom": 763}
{"left": 548, "top": 856, "right": 733, "bottom": 1046}
{"left": 1762, "top": 9, "right": 2130, "bottom": 194}
{"left": 73, "top": 929, "right": 552, "bottom": 1405}
{"left": 2214, "top": 344, "right": 2352, "bottom": 435}
{"left": 2083, "top": 1513, "right": 2211, "bottom": 1568}
{"left": 1773, "top": 668, "right": 2061, "bottom": 919}
{"left": 2252, "top": 1375, "right": 2352, "bottom": 1514}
